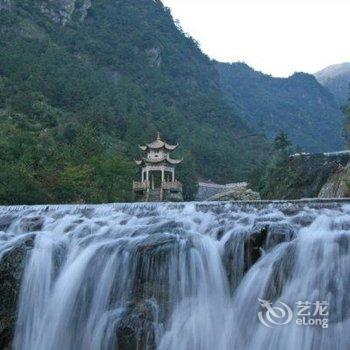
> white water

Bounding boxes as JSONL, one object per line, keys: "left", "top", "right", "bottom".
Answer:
{"left": 0, "top": 201, "right": 349, "bottom": 349}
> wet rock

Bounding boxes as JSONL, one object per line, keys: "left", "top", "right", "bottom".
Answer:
{"left": 223, "top": 231, "right": 247, "bottom": 292}
{"left": 335, "top": 234, "right": 350, "bottom": 256}
{"left": 19, "top": 216, "right": 44, "bottom": 232}
{"left": 254, "top": 216, "right": 284, "bottom": 224}
{"left": 245, "top": 223, "right": 295, "bottom": 266}
{"left": 292, "top": 214, "right": 315, "bottom": 227}
{"left": 260, "top": 242, "right": 296, "bottom": 302}
{"left": 132, "top": 235, "right": 178, "bottom": 303}
{"left": 132, "top": 221, "right": 184, "bottom": 237}
{"left": 280, "top": 206, "right": 301, "bottom": 217}
{"left": 0, "top": 215, "right": 16, "bottom": 231}
{"left": 0, "top": 238, "right": 34, "bottom": 349}
{"left": 265, "top": 223, "right": 296, "bottom": 250}
{"left": 330, "top": 220, "right": 350, "bottom": 231}
{"left": 223, "top": 223, "right": 296, "bottom": 292}
{"left": 116, "top": 300, "right": 157, "bottom": 350}
{"left": 244, "top": 225, "right": 269, "bottom": 271}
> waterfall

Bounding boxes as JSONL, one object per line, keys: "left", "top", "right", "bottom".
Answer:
{"left": 0, "top": 201, "right": 349, "bottom": 349}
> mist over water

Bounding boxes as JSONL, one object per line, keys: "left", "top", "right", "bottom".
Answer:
{"left": 0, "top": 201, "right": 349, "bottom": 350}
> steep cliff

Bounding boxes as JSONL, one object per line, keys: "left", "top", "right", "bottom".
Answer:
{"left": 318, "top": 163, "right": 350, "bottom": 198}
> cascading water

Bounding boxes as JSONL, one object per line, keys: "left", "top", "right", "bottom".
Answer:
{"left": 0, "top": 201, "right": 350, "bottom": 350}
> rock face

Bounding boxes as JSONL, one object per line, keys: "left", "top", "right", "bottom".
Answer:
{"left": 196, "top": 182, "right": 246, "bottom": 201}
{"left": 318, "top": 164, "right": 350, "bottom": 198}
{"left": 145, "top": 47, "right": 162, "bottom": 68}
{"left": 223, "top": 222, "right": 296, "bottom": 292}
{"left": 207, "top": 183, "right": 260, "bottom": 201}
{"left": 39, "top": 0, "right": 92, "bottom": 25}
{"left": 0, "top": 238, "right": 34, "bottom": 349}
{"left": 116, "top": 301, "right": 157, "bottom": 350}
{"left": 284, "top": 151, "right": 350, "bottom": 199}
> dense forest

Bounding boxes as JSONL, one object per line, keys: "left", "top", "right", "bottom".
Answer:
{"left": 216, "top": 62, "right": 344, "bottom": 152}
{"left": 0, "top": 0, "right": 272, "bottom": 204}
{"left": 1, "top": 0, "right": 347, "bottom": 204}
{"left": 251, "top": 103, "right": 350, "bottom": 200}
{"left": 314, "top": 62, "right": 350, "bottom": 106}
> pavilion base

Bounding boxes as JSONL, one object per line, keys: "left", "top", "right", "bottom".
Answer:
{"left": 132, "top": 188, "right": 183, "bottom": 202}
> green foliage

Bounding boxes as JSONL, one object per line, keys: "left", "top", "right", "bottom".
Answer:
{"left": 251, "top": 132, "right": 298, "bottom": 199}
{"left": 216, "top": 62, "right": 344, "bottom": 152}
{"left": 0, "top": 0, "right": 270, "bottom": 204}
{"left": 274, "top": 131, "right": 292, "bottom": 151}
{"left": 177, "top": 154, "right": 199, "bottom": 201}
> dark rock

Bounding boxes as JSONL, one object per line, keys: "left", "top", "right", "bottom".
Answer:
{"left": 244, "top": 224, "right": 269, "bottom": 271}
{"left": 335, "top": 234, "right": 350, "bottom": 256}
{"left": 223, "top": 222, "right": 296, "bottom": 292}
{"left": 265, "top": 223, "right": 296, "bottom": 250}
{"left": 260, "top": 242, "right": 296, "bottom": 302}
{"left": 331, "top": 221, "right": 350, "bottom": 231}
{"left": 223, "top": 231, "right": 247, "bottom": 292}
{"left": 0, "top": 237, "right": 33, "bottom": 349}
{"left": 292, "top": 214, "right": 315, "bottom": 227}
{"left": 19, "top": 216, "right": 44, "bottom": 232}
{"left": 0, "top": 215, "right": 16, "bottom": 231}
{"left": 280, "top": 206, "right": 301, "bottom": 216}
{"left": 116, "top": 300, "right": 158, "bottom": 350}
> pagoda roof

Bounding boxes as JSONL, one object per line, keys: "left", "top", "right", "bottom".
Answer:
{"left": 139, "top": 132, "right": 179, "bottom": 151}
{"left": 135, "top": 154, "right": 183, "bottom": 166}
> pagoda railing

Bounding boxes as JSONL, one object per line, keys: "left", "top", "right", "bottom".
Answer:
{"left": 161, "top": 180, "right": 182, "bottom": 190}
{"left": 133, "top": 181, "right": 149, "bottom": 191}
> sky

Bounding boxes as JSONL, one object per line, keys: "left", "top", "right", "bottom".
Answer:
{"left": 161, "top": 0, "right": 350, "bottom": 77}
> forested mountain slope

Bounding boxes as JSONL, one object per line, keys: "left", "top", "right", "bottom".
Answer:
{"left": 314, "top": 62, "right": 350, "bottom": 106}
{"left": 216, "top": 62, "right": 344, "bottom": 152}
{"left": 0, "top": 0, "right": 270, "bottom": 204}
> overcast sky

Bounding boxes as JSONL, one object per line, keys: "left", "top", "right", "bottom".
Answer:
{"left": 161, "top": 0, "right": 350, "bottom": 77}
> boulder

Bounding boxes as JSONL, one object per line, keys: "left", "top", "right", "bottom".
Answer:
{"left": 318, "top": 163, "right": 350, "bottom": 198}
{"left": 116, "top": 300, "right": 157, "bottom": 350}
{"left": 208, "top": 183, "right": 260, "bottom": 201}
{"left": 223, "top": 223, "right": 296, "bottom": 292}
{"left": 0, "top": 237, "right": 34, "bottom": 349}
{"left": 0, "top": 215, "right": 17, "bottom": 231}
{"left": 19, "top": 216, "right": 44, "bottom": 232}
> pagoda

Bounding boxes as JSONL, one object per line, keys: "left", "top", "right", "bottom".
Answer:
{"left": 133, "top": 133, "right": 183, "bottom": 202}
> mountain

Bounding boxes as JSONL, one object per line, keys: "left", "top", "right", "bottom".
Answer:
{"left": 0, "top": 0, "right": 271, "bottom": 204}
{"left": 314, "top": 62, "right": 350, "bottom": 106}
{"left": 216, "top": 62, "right": 344, "bottom": 152}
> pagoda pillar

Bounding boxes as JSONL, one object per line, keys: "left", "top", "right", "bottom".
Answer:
{"left": 161, "top": 168, "right": 165, "bottom": 183}
{"left": 172, "top": 168, "right": 175, "bottom": 182}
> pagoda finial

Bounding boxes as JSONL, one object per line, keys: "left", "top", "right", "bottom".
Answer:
{"left": 157, "top": 131, "right": 160, "bottom": 140}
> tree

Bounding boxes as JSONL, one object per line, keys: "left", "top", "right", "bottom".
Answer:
{"left": 274, "top": 131, "right": 292, "bottom": 151}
